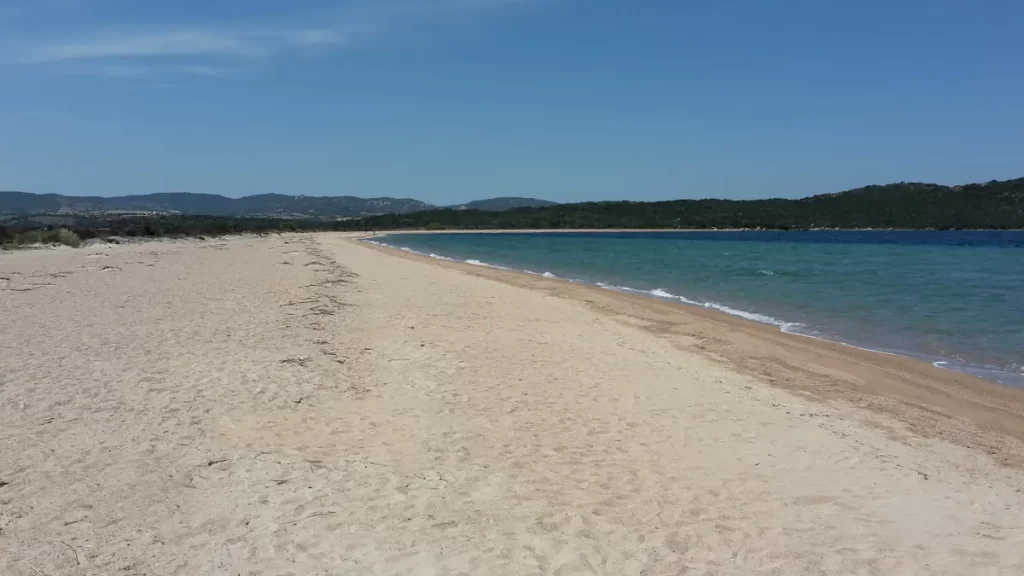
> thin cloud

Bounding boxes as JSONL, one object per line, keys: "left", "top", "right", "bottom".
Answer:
{"left": 177, "top": 64, "right": 228, "bottom": 78}
{"left": 10, "top": 0, "right": 538, "bottom": 76}
{"left": 96, "top": 64, "right": 150, "bottom": 78}
{"left": 17, "top": 26, "right": 355, "bottom": 64}
{"left": 58, "top": 61, "right": 238, "bottom": 80}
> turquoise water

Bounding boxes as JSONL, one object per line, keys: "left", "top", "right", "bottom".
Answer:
{"left": 370, "top": 231, "right": 1024, "bottom": 387}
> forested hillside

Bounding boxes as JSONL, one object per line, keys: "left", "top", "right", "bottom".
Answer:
{"left": 3, "top": 179, "right": 1022, "bottom": 247}
{"left": 357, "top": 179, "right": 1024, "bottom": 230}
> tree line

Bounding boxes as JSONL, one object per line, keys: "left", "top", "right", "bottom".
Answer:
{"left": 351, "top": 179, "right": 1024, "bottom": 231}
{"left": 0, "top": 215, "right": 330, "bottom": 247}
{"left": 2, "top": 178, "right": 1022, "bottom": 246}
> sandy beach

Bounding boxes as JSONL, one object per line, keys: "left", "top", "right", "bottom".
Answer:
{"left": 2, "top": 233, "right": 1023, "bottom": 575}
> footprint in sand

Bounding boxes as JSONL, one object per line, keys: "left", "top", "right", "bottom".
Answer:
{"left": 2, "top": 282, "right": 55, "bottom": 292}
{"left": 32, "top": 270, "right": 76, "bottom": 279}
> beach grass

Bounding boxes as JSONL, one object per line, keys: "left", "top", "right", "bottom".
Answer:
{"left": 14, "top": 228, "right": 82, "bottom": 248}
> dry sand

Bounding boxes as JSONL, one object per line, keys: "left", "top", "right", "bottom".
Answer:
{"left": 1, "top": 233, "right": 1023, "bottom": 575}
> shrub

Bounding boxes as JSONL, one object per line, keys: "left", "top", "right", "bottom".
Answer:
{"left": 424, "top": 222, "right": 446, "bottom": 231}
{"left": 14, "top": 230, "right": 44, "bottom": 245}
{"left": 15, "top": 228, "right": 82, "bottom": 248}
{"left": 53, "top": 228, "right": 82, "bottom": 247}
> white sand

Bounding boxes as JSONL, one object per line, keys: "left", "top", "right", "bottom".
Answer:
{"left": 1, "top": 234, "right": 1023, "bottom": 575}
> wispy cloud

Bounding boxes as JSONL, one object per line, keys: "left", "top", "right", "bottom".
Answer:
{"left": 9, "top": 0, "right": 536, "bottom": 79}
{"left": 96, "top": 64, "right": 150, "bottom": 79}
{"left": 17, "top": 26, "right": 356, "bottom": 64}
{"left": 176, "top": 64, "right": 229, "bottom": 78}
{"left": 68, "top": 62, "right": 233, "bottom": 81}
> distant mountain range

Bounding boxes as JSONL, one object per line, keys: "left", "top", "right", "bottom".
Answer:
{"left": 0, "top": 191, "right": 558, "bottom": 218}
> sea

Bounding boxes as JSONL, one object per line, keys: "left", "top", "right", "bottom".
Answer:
{"left": 368, "top": 231, "right": 1024, "bottom": 387}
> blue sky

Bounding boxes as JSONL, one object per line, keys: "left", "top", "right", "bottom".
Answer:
{"left": 1, "top": 0, "right": 1021, "bottom": 204}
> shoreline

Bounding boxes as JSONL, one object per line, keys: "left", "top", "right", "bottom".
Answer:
{"left": 366, "top": 234, "right": 1023, "bottom": 388}
{"left": 359, "top": 236, "right": 1024, "bottom": 469}
{"left": 370, "top": 227, "right": 1024, "bottom": 234}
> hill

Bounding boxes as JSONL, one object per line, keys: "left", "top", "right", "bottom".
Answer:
{"left": 450, "top": 197, "right": 557, "bottom": 211}
{"left": 354, "top": 178, "right": 1024, "bottom": 230}
{"left": 0, "top": 191, "right": 433, "bottom": 218}
{"left": 4, "top": 178, "right": 1023, "bottom": 232}
{"left": 0, "top": 191, "right": 562, "bottom": 218}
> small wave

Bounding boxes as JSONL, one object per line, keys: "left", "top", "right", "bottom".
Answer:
{"left": 464, "top": 259, "right": 509, "bottom": 270}
{"left": 933, "top": 361, "right": 1024, "bottom": 387}
{"left": 648, "top": 287, "right": 782, "bottom": 324}
{"left": 362, "top": 239, "right": 513, "bottom": 271}
{"left": 595, "top": 284, "right": 795, "bottom": 328}
{"left": 778, "top": 326, "right": 1021, "bottom": 387}
{"left": 779, "top": 325, "right": 1024, "bottom": 386}
{"left": 780, "top": 324, "right": 899, "bottom": 354}
{"left": 704, "top": 301, "right": 790, "bottom": 327}
{"left": 941, "top": 362, "right": 1024, "bottom": 386}
{"left": 541, "top": 272, "right": 559, "bottom": 279}
{"left": 757, "top": 269, "right": 777, "bottom": 276}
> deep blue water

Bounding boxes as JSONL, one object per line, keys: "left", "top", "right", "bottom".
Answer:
{"left": 371, "top": 231, "right": 1024, "bottom": 386}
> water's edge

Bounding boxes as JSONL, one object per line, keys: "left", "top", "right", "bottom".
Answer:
{"left": 364, "top": 237, "right": 1023, "bottom": 387}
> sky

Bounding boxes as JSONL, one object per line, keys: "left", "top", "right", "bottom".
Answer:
{"left": 1, "top": 0, "right": 1022, "bottom": 204}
